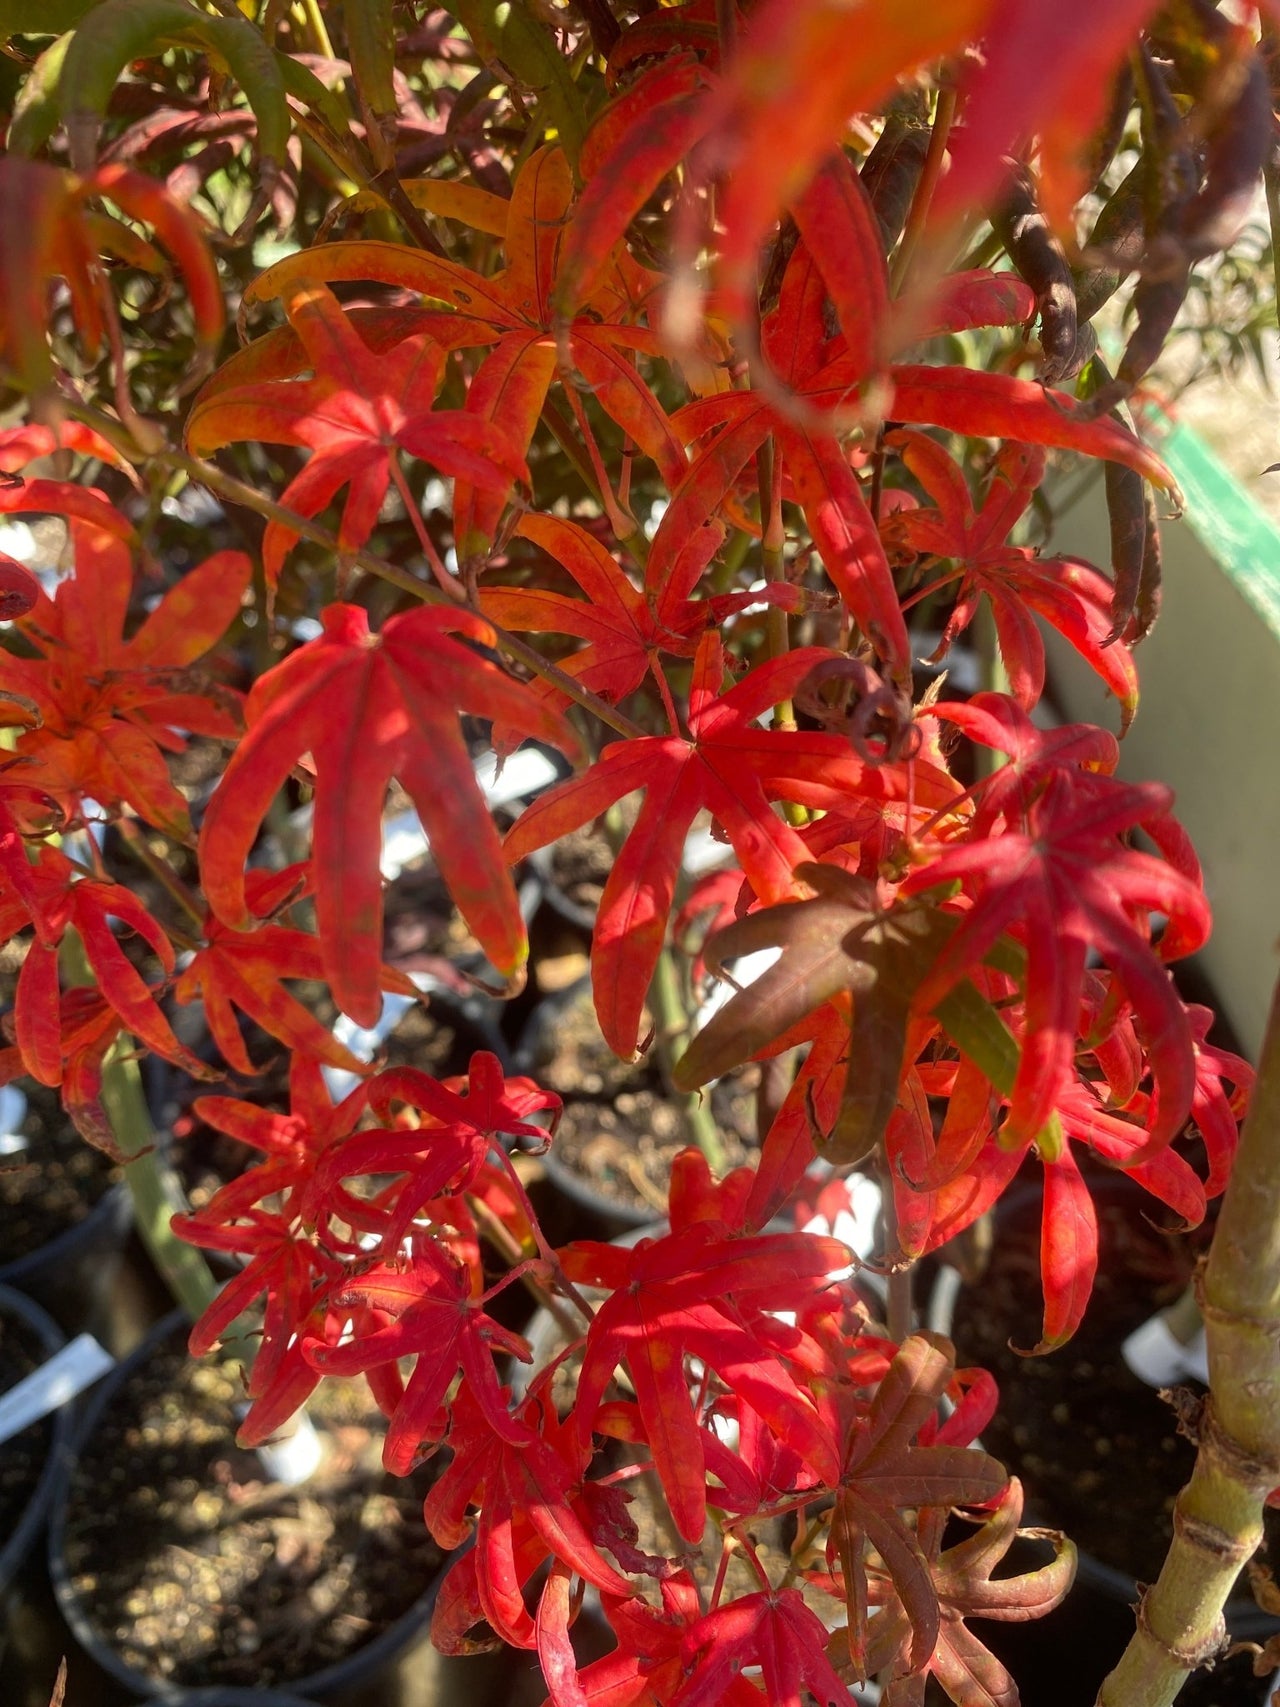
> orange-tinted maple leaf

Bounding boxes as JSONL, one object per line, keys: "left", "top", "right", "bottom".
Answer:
{"left": 236, "top": 146, "right": 684, "bottom": 554}
{"left": 1, "top": 506, "right": 249, "bottom": 838}
{"left": 187, "top": 280, "right": 529, "bottom": 586}
{"left": 198, "top": 602, "right": 578, "bottom": 1028}
{"left": 0, "top": 157, "right": 223, "bottom": 398}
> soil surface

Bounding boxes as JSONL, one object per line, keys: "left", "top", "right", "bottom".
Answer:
{"left": 949, "top": 1181, "right": 1209, "bottom": 1585}
{"left": 522, "top": 981, "right": 760, "bottom": 1219}
{"left": 61, "top": 1330, "right": 447, "bottom": 1691}
{"left": 547, "top": 820, "right": 613, "bottom": 924}
{"left": 0, "top": 1077, "right": 121, "bottom": 1268}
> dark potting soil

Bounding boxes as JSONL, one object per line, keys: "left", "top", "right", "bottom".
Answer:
{"left": 0, "top": 1077, "right": 121, "bottom": 1266}
{"left": 383, "top": 859, "right": 483, "bottom": 970}
{"left": 547, "top": 820, "right": 613, "bottom": 922}
{"left": 523, "top": 982, "right": 760, "bottom": 1218}
{"left": 61, "top": 1334, "right": 447, "bottom": 1690}
{"left": 0, "top": 1306, "right": 54, "bottom": 1545}
{"left": 948, "top": 1184, "right": 1208, "bottom": 1586}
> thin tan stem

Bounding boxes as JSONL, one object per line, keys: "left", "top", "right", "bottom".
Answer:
{"left": 389, "top": 452, "right": 462, "bottom": 599}
{"left": 115, "top": 818, "right": 206, "bottom": 930}
{"left": 889, "top": 84, "right": 957, "bottom": 296}
{"left": 106, "top": 439, "right": 649, "bottom": 740}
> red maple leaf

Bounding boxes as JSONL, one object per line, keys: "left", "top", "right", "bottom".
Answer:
{"left": 0, "top": 842, "right": 212, "bottom": 1091}
{"left": 479, "top": 511, "right": 802, "bottom": 739}
{"left": 504, "top": 629, "right": 957, "bottom": 1057}
{"left": 539, "top": 1567, "right": 762, "bottom": 1707}
{"left": 186, "top": 279, "right": 530, "bottom": 586}
{"left": 427, "top": 1379, "right": 637, "bottom": 1654}
{"left": 299, "top": 1051, "right": 561, "bottom": 1256}
{"left": 197, "top": 601, "right": 578, "bottom": 1026}
{"left": 558, "top": 1218, "right": 847, "bottom": 1542}
{"left": 302, "top": 1241, "right": 535, "bottom": 1475}
{"left": 173, "top": 865, "right": 417, "bottom": 1075}
{"left": 0, "top": 982, "right": 201, "bottom": 1158}
{"left": 903, "top": 694, "right": 1210, "bottom": 1156}
{"left": 670, "top": 1587, "right": 850, "bottom": 1707}
{"left": 173, "top": 1050, "right": 373, "bottom": 1241}
{"left": 887, "top": 428, "right": 1139, "bottom": 731}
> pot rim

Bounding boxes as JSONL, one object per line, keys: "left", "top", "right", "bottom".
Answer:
{"left": 0, "top": 1282, "right": 76, "bottom": 1593}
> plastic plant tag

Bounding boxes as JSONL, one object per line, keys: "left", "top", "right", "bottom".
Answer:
{"left": 0, "top": 1334, "right": 115, "bottom": 1446}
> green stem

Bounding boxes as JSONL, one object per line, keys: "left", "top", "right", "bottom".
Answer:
{"left": 99, "top": 1047, "right": 220, "bottom": 1324}
{"left": 650, "top": 946, "right": 728, "bottom": 1171}
{"left": 297, "top": 0, "right": 334, "bottom": 57}
{"left": 57, "top": 935, "right": 217, "bottom": 1321}
{"left": 1097, "top": 972, "right": 1280, "bottom": 1706}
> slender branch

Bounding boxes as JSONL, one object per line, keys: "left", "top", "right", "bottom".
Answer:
{"left": 650, "top": 946, "right": 728, "bottom": 1170}
{"left": 573, "top": 0, "right": 621, "bottom": 56}
{"left": 465, "top": 1190, "right": 591, "bottom": 1340}
{"left": 1097, "top": 972, "right": 1280, "bottom": 1707}
{"left": 756, "top": 437, "right": 797, "bottom": 733}
{"left": 1265, "top": 154, "right": 1280, "bottom": 366}
{"left": 390, "top": 452, "right": 462, "bottom": 599}
{"left": 878, "top": 1155, "right": 914, "bottom": 1344}
{"left": 715, "top": 0, "right": 737, "bottom": 65}
{"left": 889, "top": 83, "right": 957, "bottom": 295}
{"left": 115, "top": 818, "right": 206, "bottom": 931}
{"left": 113, "top": 441, "right": 649, "bottom": 739}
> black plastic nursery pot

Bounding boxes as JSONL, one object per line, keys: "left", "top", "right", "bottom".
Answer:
{"left": 126, "top": 1693, "right": 319, "bottom": 1706}
{"left": 48, "top": 1310, "right": 449, "bottom": 1703}
{"left": 0, "top": 1082, "right": 132, "bottom": 1337}
{"left": 515, "top": 976, "right": 762, "bottom": 1239}
{"left": 0, "top": 1284, "right": 77, "bottom": 1600}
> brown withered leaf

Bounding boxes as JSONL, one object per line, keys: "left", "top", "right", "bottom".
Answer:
{"left": 856, "top": 1476, "right": 1076, "bottom": 1706}
{"left": 830, "top": 1333, "right": 1012, "bottom": 1685}
{"left": 673, "top": 863, "right": 956, "bottom": 1166}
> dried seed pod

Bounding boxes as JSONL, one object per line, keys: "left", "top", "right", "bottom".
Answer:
{"left": 992, "top": 164, "right": 1078, "bottom": 382}
{"left": 1084, "top": 266, "right": 1191, "bottom": 416}
{"left": 1081, "top": 63, "right": 1136, "bottom": 195}
{"left": 860, "top": 97, "right": 931, "bottom": 248}
{"left": 1074, "top": 161, "right": 1147, "bottom": 326}
{"left": 1103, "top": 459, "right": 1165, "bottom": 647}
{"left": 1150, "top": 0, "right": 1273, "bottom": 262}
{"left": 1083, "top": 356, "right": 1163, "bottom": 644}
